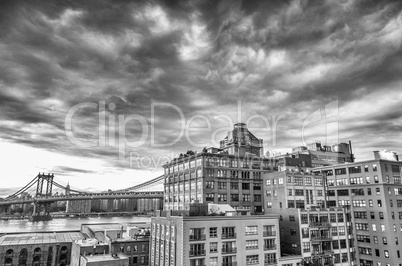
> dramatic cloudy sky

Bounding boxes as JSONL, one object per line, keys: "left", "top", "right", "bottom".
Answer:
{"left": 1, "top": 0, "right": 402, "bottom": 192}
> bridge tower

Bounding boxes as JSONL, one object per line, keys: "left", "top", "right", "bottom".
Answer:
{"left": 30, "top": 173, "right": 54, "bottom": 222}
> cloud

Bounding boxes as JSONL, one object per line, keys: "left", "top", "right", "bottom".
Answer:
{"left": 0, "top": 0, "right": 402, "bottom": 189}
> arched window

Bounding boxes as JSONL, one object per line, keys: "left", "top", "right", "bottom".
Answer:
{"left": 6, "top": 249, "right": 14, "bottom": 256}
{"left": 4, "top": 257, "right": 12, "bottom": 265}
{"left": 34, "top": 247, "right": 41, "bottom": 254}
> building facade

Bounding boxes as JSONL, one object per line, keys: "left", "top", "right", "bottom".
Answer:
{"left": 314, "top": 152, "right": 402, "bottom": 266}
{"left": 163, "top": 123, "right": 276, "bottom": 214}
{"left": 150, "top": 212, "right": 280, "bottom": 266}
{"left": 264, "top": 163, "right": 355, "bottom": 265}
{"left": 0, "top": 231, "right": 84, "bottom": 266}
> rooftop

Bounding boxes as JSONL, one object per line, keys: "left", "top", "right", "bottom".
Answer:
{"left": 0, "top": 231, "right": 84, "bottom": 246}
{"left": 82, "top": 224, "right": 123, "bottom": 232}
{"left": 82, "top": 253, "right": 128, "bottom": 262}
{"left": 75, "top": 238, "right": 108, "bottom": 247}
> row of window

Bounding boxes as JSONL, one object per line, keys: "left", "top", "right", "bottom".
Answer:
{"left": 189, "top": 225, "right": 276, "bottom": 239}
{"left": 355, "top": 211, "right": 402, "bottom": 220}
{"left": 206, "top": 181, "right": 261, "bottom": 190}
{"left": 266, "top": 176, "right": 323, "bottom": 186}
{"left": 206, "top": 193, "right": 261, "bottom": 202}
{"left": 355, "top": 223, "right": 402, "bottom": 232}
{"left": 357, "top": 234, "right": 400, "bottom": 246}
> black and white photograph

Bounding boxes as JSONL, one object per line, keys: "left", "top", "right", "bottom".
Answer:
{"left": 1, "top": 0, "right": 402, "bottom": 265}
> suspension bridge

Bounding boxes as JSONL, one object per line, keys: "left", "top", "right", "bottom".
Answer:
{"left": 0, "top": 173, "right": 165, "bottom": 221}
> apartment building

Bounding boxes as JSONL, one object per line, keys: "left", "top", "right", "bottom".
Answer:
{"left": 163, "top": 123, "right": 277, "bottom": 214}
{"left": 150, "top": 210, "right": 280, "bottom": 266}
{"left": 313, "top": 151, "right": 402, "bottom": 266}
{"left": 264, "top": 155, "right": 355, "bottom": 265}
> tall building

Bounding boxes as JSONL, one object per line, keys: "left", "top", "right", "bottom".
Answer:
{"left": 219, "top": 123, "right": 264, "bottom": 157}
{"left": 163, "top": 123, "right": 276, "bottom": 214}
{"left": 313, "top": 150, "right": 402, "bottom": 266}
{"left": 150, "top": 207, "right": 280, "bottom": 266}
{"left": 263, "top": 155, "right": 355, "bottom": 265}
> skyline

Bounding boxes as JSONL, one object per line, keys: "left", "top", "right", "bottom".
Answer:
{"left": 1, "top": 0, "right": 402, "bottom": 191}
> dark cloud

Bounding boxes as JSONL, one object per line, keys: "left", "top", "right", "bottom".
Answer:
{"left": 1, "top": 0, "right": 402, "bottom": 182}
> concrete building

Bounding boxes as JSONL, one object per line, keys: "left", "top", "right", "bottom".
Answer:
{"left": 0, "top": 231, "right": 84, "bottom": 266}
{"left": 81, "top": 223, "right": 150, "bottom": 266}
{"left": 163, "top": 123, "right": 277, "bottom": 214}
{"left": 150, "top": 210, "right": 280, "bottom": 266}
{"left": 313, "top": 151, "right": 402, "bottom": 266}
{"left": 271, "top": 141, "right": 354, "bottom": 168}
{"left": 264, "top": 155, "right": 355, "bottom": 265}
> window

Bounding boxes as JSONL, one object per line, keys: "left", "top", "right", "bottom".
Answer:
{"left": 373, "top": 164, "right": 377, "bottom": 171}
{"left": 246, "top": 240, "right": 258, "bottom": 249}
{"left": 218, "top": 194, "right": 227, "bottom": 202}
{"left": 338, "top": 226, "right": 345, "bottom": 235}
{"left": 242, "top": 183, "right": 250, "bottom": 190}
{"left": 206, "top": 181, "right": 214, "bottom": 189}
{"left": 245, "top": 226, "right": 258, "bottom": 235}
{"left": 210, "top": 227, "right": 217, "bottom": 237}
{"left": 206, "top": 193, "right": 214, "bottom": 201}
{"left": 303, "top": 242, "right": 310, "bottom": 252}
{"left": 335, "top": 168, "right": 346, "bottom": 175}
{"left": 378, "top": 200, "right": 382, "bottom": 207}
{"left": 209, "top": 257, "right": 218, "bottom": 266}
{"left": 373, "top": 236, "right": 378, "bottom": 244}
{"left": 331, "top": 227, "right": 338, "bottom": 236}
{"left": 366, "top": 176, "right": 371, "bottom": 184}
{"left": 376, "top": 188, "right": 381, "bottom": 195}
{"left": 364, "top": 165, "right": 369, "bottom": 172}
{"left": 372, "top": 224, "right": 377, "bottom": 231}
{"left": 392, "top": 165, "right": 400, "bottom": 172}
{"left": 294, "top": 177, "right": 303, "bottom": 186}
{"left": 305, "top": 177, "right": 312, "bottom": 186}
{"left": 254, "top": 195, "right": 261, "bottom": 202}
{"left": 355, "top": 223, "right": 369, "bottom": 231}
{"left": 295, "top": 189, "right": 304, "bottom": 196}
{"left": 266, "top": 179, "right": 271, "bottom": 186}
{"left": 349, "top": 166, "right": 361, "bottom": 174}
{"left": 381, "top": 224, "right": 386, "bottom": 231}
{"left": 210, "top": 242, "right": 218, "bottom": 253}
{"left": 290, "top": 229, "right": 297, "bottom": 236}
{"left": 230, "top": 182, "right": 238, "bottom": 189}
{"left": 289, "top": 215, "right": 295, "bottom": 222}
{"left": 332, "top": 240, "right": 339, "bottom": 249}
{"left": 357, "top": 235, "right": 370, "bottom": 243}
{"left": 246, "top": 255, "right": 259, "bottom": 265}
{"left": 384, "top": 250, "right": 389, "bottom": 258}
{"left": 288, "top": 189, "right": 293, "bottom": 196}
{"left": 352, "top": 200, "right": 366, "bottom": 207}
{"left": 394, "top": 176, "right": 401, "bottom": 184}
{"left": 218, "top": 182, "right": 227, "bottom": 189}
{"left": 379, "top": 212, "right": 384, "bottom": 219}
{"left": 317, "top": 190, "right": 323, "bottom": 196}
{"left": 354, "top": 211, "right": 367, "bottom": 219}
{"left": 264, "top": 253, "right": 276, "bottom": 264}
{"left": 242, "top": 194, "right": 251, "bottom": 201}
{"left": 266, "top": 190, "right": 272, "bottom": 196}
{"left": 383, "top": 237, "right": 387, "bottom": 245}
{"left": 374, "top": 175, "right": 379, "bottom": 183}
{"left": 369, "top": 200, "right": 373, "bottom": 207}
{"left": 231, "top": 194, "right": 239, "bottom": 201}
{"left": 266, "top": 202, "right": 272, "bottom": 208}
{"left": 350, "top": 177, "right": 363, "bottom": 184}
